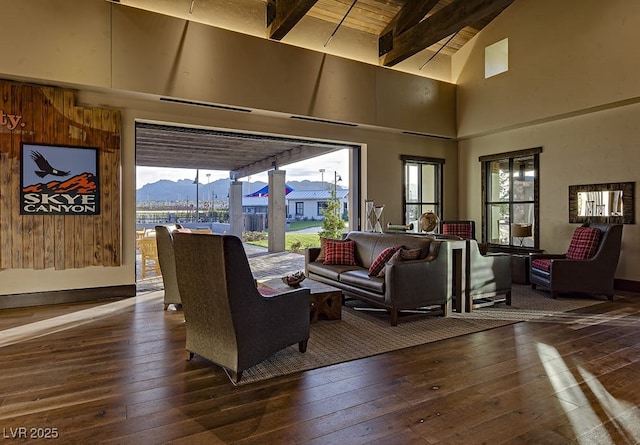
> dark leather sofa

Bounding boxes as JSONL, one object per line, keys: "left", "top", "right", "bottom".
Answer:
{"left": 305, "top": 231, "right": 465, "bottom": 325}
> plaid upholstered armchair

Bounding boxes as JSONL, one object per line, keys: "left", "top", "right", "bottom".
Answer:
{"left": 530, "top": 223, "right": 623, "bottom": 300}
{"left": 172, "top": 232, "right": 311, "bottom": 384}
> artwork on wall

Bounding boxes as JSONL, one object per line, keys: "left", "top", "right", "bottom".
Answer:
{"left": 20, "top": 143, "right": 100, "bottom": 216}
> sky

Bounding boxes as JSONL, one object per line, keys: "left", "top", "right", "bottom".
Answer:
{"left": 136, "top": 149, "right": 350, "bottom": 189}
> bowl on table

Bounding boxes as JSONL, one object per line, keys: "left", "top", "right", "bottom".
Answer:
{"left": 282, "top": 271, "right": 306, "bottom": 288}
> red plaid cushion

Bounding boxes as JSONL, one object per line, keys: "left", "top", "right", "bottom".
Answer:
{"left": 323, "top": 240, "right": 357, "bottom": 265}
{"left": 531, "top": 258, "right": 552, "bottom": 272}
{"left": 368, "top": 246, "right": 399, "bottom": 276}
{"left": 315, "top": 237, "right": 344, "bottom": 262}
{"left": 442, "top": 223, "right": 473, "bottom": 239}
{"left": 566, "top": 227, "right": 601, "bottom": 260}
{"left": 376, "top": 247, "right": 423, "bottom": 277}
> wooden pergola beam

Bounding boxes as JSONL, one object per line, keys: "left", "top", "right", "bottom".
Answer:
{"left": 380, "top": 0, "right": 515, "bottom": 67}
{"left": 267, "top": 0, "right": 318, "bottom": 41}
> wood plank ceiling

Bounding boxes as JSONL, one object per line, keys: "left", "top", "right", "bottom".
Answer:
{"left": 129, "top": 0, "right": 515, "bottom": 178}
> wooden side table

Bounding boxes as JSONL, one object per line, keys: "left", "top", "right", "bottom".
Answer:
{"left": 259, "top": 277, "right": 343, "bottom": 323}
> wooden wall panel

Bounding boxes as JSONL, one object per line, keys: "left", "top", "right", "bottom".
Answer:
{"left": 10, "top": 84, "right": 22, "bottom": 268}
{"left": 0, "top": 79, "right": 121, "bottom": 271}
{"left": 0, "top": 81, "right": 12, "bottom": 269}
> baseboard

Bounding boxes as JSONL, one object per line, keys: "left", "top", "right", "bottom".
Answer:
{"left": 0, "top": 285, "right": 136, "bottom": 310}
{"left": 614, "top": 279, "right": 640, "bottom": 293}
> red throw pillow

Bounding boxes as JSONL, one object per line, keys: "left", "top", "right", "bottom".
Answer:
{"left": 323, "top": 240, "right": 357, "bottom": 265}
{"left": 377, "top": 247, "right": 422, "bottom": 277}
{"left": 566, "top": 227, "right": 601, "bottom": 260}
{"left": 442, "top": 223, "right": 472, "bottom": 239}
{"left": 315, "top": 237, "right": 347, "bottom": 262}
{"left": 368, "top": 246, "right": 399, "bottom": 276}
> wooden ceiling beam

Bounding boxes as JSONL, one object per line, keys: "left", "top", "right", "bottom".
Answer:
{"left": 379, "top": 0, "right": 439, "bottom": 39}
{"left": 267, "top": 0, "right": 319, "bottom": 41}
{"left": 380, "top": 0, "right": 515, "bottom": 67}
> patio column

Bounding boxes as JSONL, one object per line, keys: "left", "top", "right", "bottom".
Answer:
{"left": 268, "top": 169, "right": 286, "bottom": 252}
{"left": 229, "top": 180, "right": 244, "bottom": 239}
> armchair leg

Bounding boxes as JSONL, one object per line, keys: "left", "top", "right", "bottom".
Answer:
{"left": 298, "top": 339, "right": 308, "bottom": 353}
{"left": 164, "top": 304, "right": 169, "bottom": 311}
{"left": 186, "top": 351, "right": 194, "bottom": 361}
{"left": 224, "top": 368, "right": 243, "bottom": 385}
{"left": 506, "top": 290, "right": 512, "bottom": 306}
{"left": 390, "top": 309, "right": 398, "bottom": 326}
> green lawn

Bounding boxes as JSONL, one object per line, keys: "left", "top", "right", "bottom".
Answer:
{"left": 247, "top": 232, "right": 321, "bottom": 251}
{"left": 287, "top": 220, "right": 323, "bottom": 231}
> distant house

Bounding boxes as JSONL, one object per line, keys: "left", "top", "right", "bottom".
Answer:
{"left": 242, "top": 188, "right": 348, "bottom": 221}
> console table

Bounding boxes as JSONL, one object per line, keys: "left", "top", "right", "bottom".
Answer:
{"left": 511, "top": 254, "right": 531, "bottom": 284}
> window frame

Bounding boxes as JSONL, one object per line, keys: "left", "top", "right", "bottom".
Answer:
{"left": 295, "top": 201, "right": 304, "bottom": 216}
{"left": 401, "top": 155, "right": 444, "bottom": 228}
{"left": 480, "top": 147, "right": 542, "bottom": 250}
{"left": 317, "top": 201, "right": 328, "bottom": 216}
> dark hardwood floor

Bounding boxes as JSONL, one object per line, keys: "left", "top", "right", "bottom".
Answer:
{"left": 1, "top": 290, "right": 639, "bottom": 444}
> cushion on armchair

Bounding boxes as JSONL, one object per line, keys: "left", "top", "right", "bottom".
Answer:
{"left": 566, "top": 227, "right": 601, "bottom": 260}
{"left": 531, "top": 258, "right": 552, "bottom": 272}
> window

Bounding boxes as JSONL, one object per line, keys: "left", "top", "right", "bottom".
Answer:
{"left": 485, "top": 38, "right": 508, "bottom": 78}
{"left": 480, "top": 148, "right": 542, "bottom": 249}
{"left": 317, "top": 201, "right": 328, "bottom": 216}
{"left": 401, "top": 155, "right": 444, "bottom": 229}
{"left": 295, "top": 202, "right": 304, "bottom": 216}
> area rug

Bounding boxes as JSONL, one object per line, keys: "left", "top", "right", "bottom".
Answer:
{"left": 238, "top": 285, "right": 608, "bottom": 385}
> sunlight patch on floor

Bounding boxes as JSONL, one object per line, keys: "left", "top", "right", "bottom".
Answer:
{"left": 537, "top": 342, "right": 614, "bottom": 444}
{"left": 0, "top": 292, "right": 161, "bottom": 348}
{"left": 578, "top": 366, "right": 640, "bottom": 443}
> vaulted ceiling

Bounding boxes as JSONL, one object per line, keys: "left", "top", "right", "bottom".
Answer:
{"left": 125, "top": 0, "right": 515, "bottom": 177}
{"left": 118, "top": 0, "right": 514, "bottom": 78}
{"left": 267, "top": 0, "right": 514, "bottom": 66}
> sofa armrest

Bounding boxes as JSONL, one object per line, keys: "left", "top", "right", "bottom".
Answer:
{"left": 385, "top": 256, "right": 450, "bottom": 308}
{"left": 305, "top": 247, "right": 321, "bottom": 276}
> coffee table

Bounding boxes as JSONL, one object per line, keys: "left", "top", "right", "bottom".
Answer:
{"left": 259, "top": 277, "right": 343, "bottom": 323}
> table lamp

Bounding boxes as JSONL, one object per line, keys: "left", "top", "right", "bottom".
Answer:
{"left": 511, "top": 224, "right": 532, "bottom": 247}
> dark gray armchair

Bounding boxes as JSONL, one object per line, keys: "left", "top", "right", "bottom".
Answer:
{"left": 172, "top": 232, "right": 311, "bottom": 384}
{"left": 155, "top": 224, "right": 183, "bottom": 310}
{"left": 464, "top": 239, "right": 512, "bottom": 311}
{"left": 530, "top": 223, "right": 623, "bottom": 300}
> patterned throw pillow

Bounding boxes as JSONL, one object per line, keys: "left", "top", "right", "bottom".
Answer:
{"left": 323, "top": 240, "right": 357, "bottom": 265}
{"left": 442, "top": 223, "right": 473, "bottom": 239}
{"left": 368, "top": 246, "right": 399, "bottom": 276}
{"left": 315, "top": 237, "right": 345, "bottom": 262}
{"left": 376, "top": 247, "right": 423, "bottom": 277}
{"left": 566, "top": 227, "right": 601, "bottom": 260}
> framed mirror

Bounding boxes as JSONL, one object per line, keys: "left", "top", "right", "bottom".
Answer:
{"left": 569, "top": 182, "right": 635, "bottom": 224}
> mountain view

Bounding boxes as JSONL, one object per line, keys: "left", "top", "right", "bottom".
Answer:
{"left": 136, "top": 178, "right": 343, "bottom": 202}
{"left": 23, "top": 172, "right": 98, "bottom": 194}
